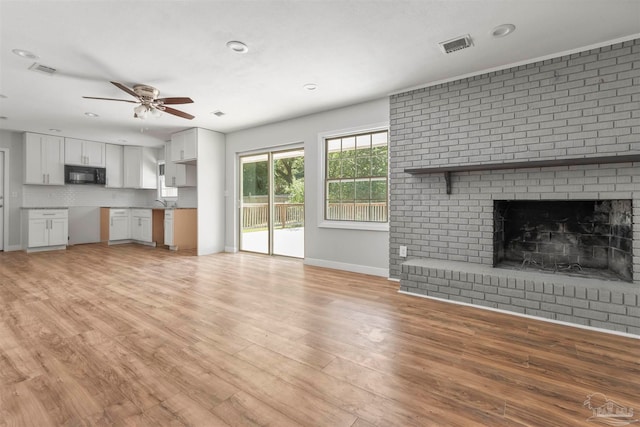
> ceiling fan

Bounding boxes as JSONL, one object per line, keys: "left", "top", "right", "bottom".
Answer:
{"left": 83, "top": 81, "right": 195, "bottom": 120}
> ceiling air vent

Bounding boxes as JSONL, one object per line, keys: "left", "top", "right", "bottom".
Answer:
{"left": 439, "top": 35, "right": 473, "bottom": 54}
{"left": 29, "top": 63, "right": 57, "bottom": 75}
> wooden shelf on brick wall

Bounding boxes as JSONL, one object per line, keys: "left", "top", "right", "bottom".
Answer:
{"left": 404, "top": 154, "right": 640, "bottom": 194}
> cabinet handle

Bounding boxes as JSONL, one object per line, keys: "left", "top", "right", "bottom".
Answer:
{"left": 43, "top": 174, "right": 46, "bottom": 184}
{"left": 181, "top": 149, "right": 184, "bottom": 160}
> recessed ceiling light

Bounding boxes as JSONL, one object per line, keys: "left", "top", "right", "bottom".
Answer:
{"left": 84, "top": 112, "right": 99, "bottom": 118}
{"left": 0, "top": 94, "right": 7, "bottom": 99}
{"left": 48, "top": 128, "right": 61, "bottom": 133}
{"left": 12, "top": 49, "right": 39, "bottom": 59}
{"left": 492, "top": 24, "right": 516, "bottom": 38}
{"left": 226, "top": 40, "right": 249, "bottom": 54}
{"left": 303, "top": 83, "right": 318, "bottom": 91}
{"left": 211, "top": 110, "right": 225, "bottom": 117}
{"left": 0, "top": 116, "right": 8, "bottom": 120}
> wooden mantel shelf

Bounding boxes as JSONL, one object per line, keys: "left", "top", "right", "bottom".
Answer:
{"left": 404, "top": 154, "right": 640, "bottom": 194}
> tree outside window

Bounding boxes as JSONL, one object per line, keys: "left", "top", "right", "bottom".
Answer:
{"left": 325, "top": 130, "right": 388, "bottom": 222}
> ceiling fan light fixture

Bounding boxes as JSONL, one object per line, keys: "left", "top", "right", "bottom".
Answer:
{"left": 134, "top": 104, "right": 148, "bottom": 119}
{"left": 84, "top": 112, "right": 99, "bottom": 118}
{"left": 226, "top": 40, "right": 249, "bottom": 54}
{"left": 303, "top": 83, "right": 318, "bottom": 91}
{"left": 150, "top": 106, "right": 163, "bottom": 118}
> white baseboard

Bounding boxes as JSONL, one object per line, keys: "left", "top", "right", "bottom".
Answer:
{"left": 225, "top": 246, "right": 237, "bottom": 253}
{"left": 304, "top": 257, "right": 389, "bottom": 278}
{"left": 398, "top": 290, "right": 640, "bottom": 340}
{"left": 5, "top": 244, "right": 22, "bottom": 252}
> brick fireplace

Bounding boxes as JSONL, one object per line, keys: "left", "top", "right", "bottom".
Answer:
{"left": 390, "top": 39, "right": 640, "bottom": 334}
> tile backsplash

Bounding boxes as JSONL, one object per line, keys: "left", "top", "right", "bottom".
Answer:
{"left": 24, "top": 185, "right": 157, "bottom": 207}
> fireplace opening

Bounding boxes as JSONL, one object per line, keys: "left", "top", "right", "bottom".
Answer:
{"left": 493, "top": 200, "right": 633, "bottom": 282}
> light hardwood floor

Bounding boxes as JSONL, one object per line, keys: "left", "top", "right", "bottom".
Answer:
{"left": 0, "top": 243, "right": 639, "bottom": 426}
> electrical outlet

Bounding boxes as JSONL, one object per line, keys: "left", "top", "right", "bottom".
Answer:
{"left": 399, "top": 246, "right": 407, "bottom": 258}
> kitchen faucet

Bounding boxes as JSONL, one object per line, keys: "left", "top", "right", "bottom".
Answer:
{"left": 155, "top": 199, "right": 168, "bottom": 207}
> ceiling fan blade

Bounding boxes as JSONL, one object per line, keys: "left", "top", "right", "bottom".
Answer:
{"left": 163, "top": 106, "right": 194, "bottom": 120}
{"left": 111, "top": 81, "right": 139, "bottom": 99}
{"left": 157, "top": 97, "right": 194, "bottom": 105}
{"left": 83, "top": 96, "right": 138, "bottom": 103}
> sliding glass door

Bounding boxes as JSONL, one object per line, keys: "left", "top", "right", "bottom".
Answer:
{"left": 240, "top": 149, "right": 304, "bottom": 258}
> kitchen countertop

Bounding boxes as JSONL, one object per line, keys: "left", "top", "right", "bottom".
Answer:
{"left": 111, "top": 206, "right": 197, "bottom": 210}
{"left": 21, "top": 206, "right": 69, "bottom": 210}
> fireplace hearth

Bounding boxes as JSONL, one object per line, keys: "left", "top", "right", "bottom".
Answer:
{"left": 493, "top": 200, "right": 633, "bottom": 282}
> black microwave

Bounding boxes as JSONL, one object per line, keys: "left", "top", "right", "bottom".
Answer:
{"left": 64, "top": 165, "right": 106, "bottom": 185}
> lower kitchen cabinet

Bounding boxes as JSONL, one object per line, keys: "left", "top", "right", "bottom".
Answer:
{"left": 109, "top": 208, "right": 130, "bottom": 241}
{"left": 131, "top": 209, "right": 152, "bottom": 243}
{"left": 164, "top": 209, "right": 197, "bottom": 250}
{"left": 23, "top": 209, "right": 68, "bottom": 252}
{"left": 100, "top": 207, "right": 154, "bottom": 246}
{"left": 98, "top": 207, "right": 196, "bottom": 250}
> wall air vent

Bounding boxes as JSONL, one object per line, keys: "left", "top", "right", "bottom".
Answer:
{"left": 439, "top": 35, "right": 473, "bottom": 54}
{"left": 29, "top": 63, "right": 57, "bottom": 75}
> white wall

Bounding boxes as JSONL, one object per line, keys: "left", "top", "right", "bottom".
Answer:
{"left": 225, "top": 98, "right": 390, "bottom": 277}
{"left": 0, "top": 130, "right": 23, "bottom": 250}
{"left": 197, "top": 128, "right": 226, "bottom": 255}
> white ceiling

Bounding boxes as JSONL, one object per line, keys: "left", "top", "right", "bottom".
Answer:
{"left": 1, "top": 0, "right": 639, "bottom": 147}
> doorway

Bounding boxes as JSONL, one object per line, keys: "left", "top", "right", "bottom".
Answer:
{"left": 239, "top": 148, "right": 304, "bottom": 258}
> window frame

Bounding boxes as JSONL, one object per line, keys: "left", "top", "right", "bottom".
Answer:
{"left": 317, "top": 123, "right": 389, "bottom": 232}
{"left": 157, "top": 161, "right": 178, "bottom": 201}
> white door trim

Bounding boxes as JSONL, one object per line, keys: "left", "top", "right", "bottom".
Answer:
{"left": 0, "top": 148, "right": 9, "bottom": 251}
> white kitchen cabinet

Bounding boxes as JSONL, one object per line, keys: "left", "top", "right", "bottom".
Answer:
{"left": 65, "top": 138, "right": 106, "bottom": 167}
{"left": 131, "top": 209, "right": 152, "bottom": 243}
{"left": 24, "top": 209, "right": 68, "bottom": 251}
{"left": 163, "top": 208, "right": 197, "bottom": 251}
{"left": 123, "top": 146, "right": 157, "bottom": 189}
{"left": 164, "top": 210, "right": 174, "bottom": 246}
{"left": 109, "top": 208, "right": 130, "bottom": 241}
{"left": 165, "top": 141, "right": 196, "bottom": 187}
{"left": 170, "top": 128, "right": 197, "bottom": 163}
{"left": 24, "top": 133, "right": 65, "bottom": 185}
{"left": 105, "top": 144, "right": 124, "bottom": 188}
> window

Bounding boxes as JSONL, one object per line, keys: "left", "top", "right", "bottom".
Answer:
{"left": 325, "top": 129, "right": 388, "bottom": 222}
{"left": 158, "top": 162, "right": 178, "bottom": 199}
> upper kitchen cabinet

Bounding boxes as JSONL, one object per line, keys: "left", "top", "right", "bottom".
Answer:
{"left": 24, "top": 132, "right": 65, "bottom": 185}
{"left": 123, "top": 146, "right": 157, "bottom": 189}
{"left": 105, "top": 144, "right": 124, "bottom": 188}
{"left": 165, "top": 141, "right": 196, "bottom": 187}
{"left": 170, "top": 128, "right": 197, "bottom": 163}
{"left": 65, "top": 138, "right": 106, "bottom": 167}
